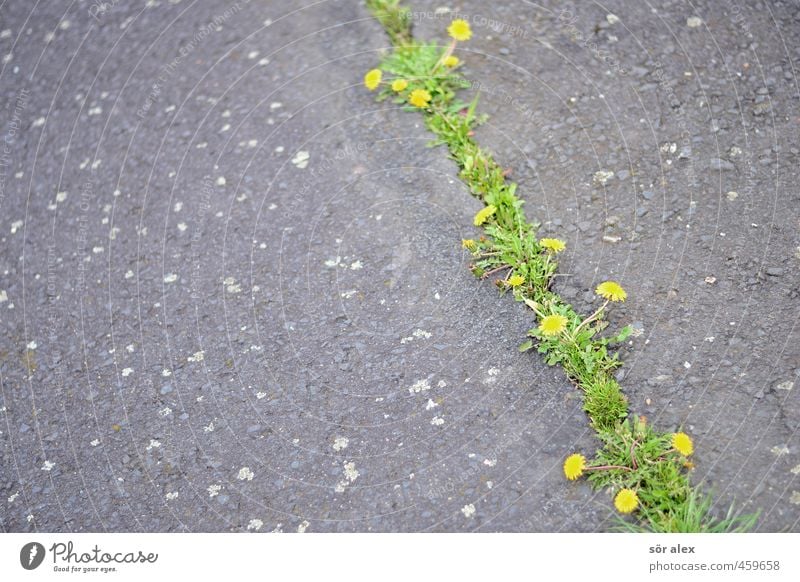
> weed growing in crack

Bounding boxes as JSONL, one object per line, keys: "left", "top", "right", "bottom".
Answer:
{"left": 364, "top": 0, "right": 757, "bottom": 532}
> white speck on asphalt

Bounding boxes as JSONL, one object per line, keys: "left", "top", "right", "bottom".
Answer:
{"left": 593, "top": 170, "right": 614, "bottom": 186}
{"left": 291, "top": 150, "right": 310, "bottom": 169}
{"left": 461, "top": 504, "right": 476, "bottom": 518}
{"left": 238, "top": 466, "right": 255, "bottom": 481}
{"left": 224, "top": 277, "right": 242, "bottom": 293}
{"left": 343, "top": 461, "right": 359, "bottom": 482}
{"left": 408, "top": 378, "right": 431, "bottom": 394}
{"left": 332, "top": 436, "right": 349, "bottom": 451}
{"left": 771, "top": 445, "right": 790, "bottom": 457}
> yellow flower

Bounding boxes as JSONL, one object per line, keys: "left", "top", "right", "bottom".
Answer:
{"left": 508, "top": 274, "right": 525, "bottom": 287}
{"left": 408, "top": 88, "right": 432, "bottom": 108}
{"left": 563, "top": 453, "right": 586, "bottom": 480}
{"left": 539, "top": 313, "right": 568, "bottom": 336}
{"left": 672, "top": 432, "right": 694, "bottom": 456}
{"left": 443, "top": 55, "right": 460, "bottom": 67}
{"left": 448, "top": 19, "right": 472, "bottom": 41}
{"left": 461, "top": 238, "right": 477, "bottom": 251}
{"left": 364, "top": 69, "right": 382, "bottom": 91}
{"left": 595, "top": 280, "right": 627, "bottom": 302}
{"left": 614, "top": 488, "right": 639, "bottom": 514}
{"left": 540, "top": 238, "right": 566, "bottom": 253}
{"left": 391, "top": 79, "right": 408, "bottom": 92}
{"left": 473, "top": 204, "right": 497, "bottom": 226}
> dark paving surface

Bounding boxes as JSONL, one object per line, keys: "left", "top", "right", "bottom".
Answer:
{"left": 0, "top": 0, "right": 798, "bottom": 532}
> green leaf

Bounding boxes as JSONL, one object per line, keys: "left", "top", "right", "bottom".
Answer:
{"left": 466, "top": 92, "right": 480, "bottom": 125}
{"left": 611, "top": 325, "right": 633, "bottom": 343}
{"left": 518, "top": 340, "right": 533, "bottom": 353}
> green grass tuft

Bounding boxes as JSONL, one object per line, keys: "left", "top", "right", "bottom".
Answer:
{"left": 365, "top": 0, "right": 413, "bottom": 46}
{"left": 365, "top": 0, "right": 757, "bottom": 533}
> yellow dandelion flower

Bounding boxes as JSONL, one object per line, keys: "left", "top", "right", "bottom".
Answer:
{"left": 391, "top": 79, "right": 408, "bottom": 92}
{"left": 563, "top": 453, "right": 586, "bottom": 480}
{"left": 595, "top": 280, "right": 627, "bottom": 302}
{"left": 443, "top": 55, "right": 460, "bottom": 67}
{"left": 672, "top": 432, "right": 694, "bottom": 456}
{"left": 508, "top": 274, "right": 525, "bottom": 287}
{"left": 461, "top": 238, "right": 477, "bottom": 251}
{"left": 539, "top": 313, "right": 568, "bottom": 336}
{"left": 473, "top": 204, "right": 497, "bottom": 226}
{"left": 364, "top": 69, "right": 382, "bottom": 91}
{"left": 448, "top": 19, "right": 472, "bottom": 41}
{"left": 408, "top": 88, "right": 432, "bottom": 108}
{"left": 614, "top": 488, "right": 639, "bottom": 514}
{"left": 540, "top": 238, "right": 566, "bottom": 253}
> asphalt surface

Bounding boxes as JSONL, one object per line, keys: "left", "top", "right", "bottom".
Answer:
{"left": 1, "top": 0, "right": 798, "bottom": 532}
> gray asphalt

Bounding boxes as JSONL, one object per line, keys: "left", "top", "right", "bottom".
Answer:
{"left": 1, "top": 0, "right": 798, "bottom": 532}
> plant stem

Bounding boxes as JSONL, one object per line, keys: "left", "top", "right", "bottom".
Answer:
{"left": 432, "top": 38, "right": 456, "bottom": 74}
{"left": 481, "top": 264, "right": 511, "bottom": 279}
{"left": 570, "top": 299, "right": 609, "bottom": 340}
{"left": 585, "top": 464, "right": 633, "bottom": 473}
